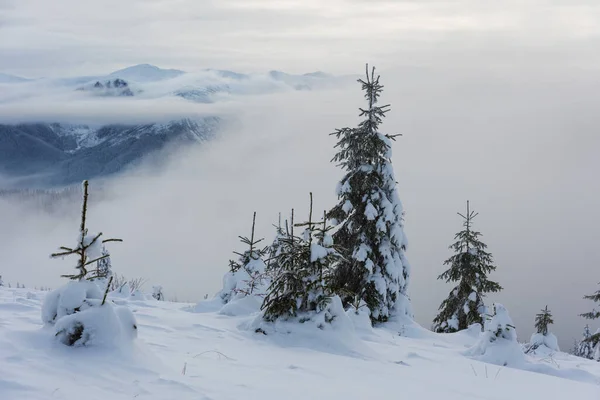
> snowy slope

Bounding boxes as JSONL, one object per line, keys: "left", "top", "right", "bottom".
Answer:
{"left": 1, "top": 286, "right": 599, "bottom": 400}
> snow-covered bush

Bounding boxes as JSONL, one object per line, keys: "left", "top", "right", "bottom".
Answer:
{"left": 465, "top": 303, "right": 524, "bottom": 366}
{"left": 42, "top": 280, "right": 137, "bottom": 347}
{"left": 528, "top": 332, "right": 560, "bottom": 353}
{"left": 54, "top": 297, "right": 137, "bottom": 347}
{"left": 152, "top": 285, "right": 164, "bottom": 301}
{"left": 44, "top": 180, "right": 135, "bottom": 348}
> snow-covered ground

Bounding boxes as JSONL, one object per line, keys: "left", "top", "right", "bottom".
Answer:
{"left": 1, "top": 286, "right": 599, "bottom": 400}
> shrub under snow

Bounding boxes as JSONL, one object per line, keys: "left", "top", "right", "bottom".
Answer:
{"left": 42, "top": 281, "right": 137, "bottom": 347}
{"left": 528, "top": 332, "right": 560, "bottom": 353}
{"left": 465, "top": 303, "right": 525, "bottom": 367}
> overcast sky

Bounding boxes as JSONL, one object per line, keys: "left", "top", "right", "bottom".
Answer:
{"left": 0, "top": 0, "right": 599, "bottom": 350}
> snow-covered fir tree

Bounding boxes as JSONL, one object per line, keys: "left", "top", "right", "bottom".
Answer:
{"left": 219, "top": 212, "right": 268, "bottom": 304}
{"left": 526, "top": 305, "right": 559, "bottom": 353}
{"left": 262, "top": 195, "right": 341, "bottom": 323}
{"left": 265, "top": 213, "right": 286, "bottom": 277}
{"left": 327, "top": 65, "right": 410, "bottom": 323}
{"left": 0, "top": 275, "right": 3, "bottom": 287}
{"left": 92, "top": 246, "right": 113, "bottom": 281}
{"left": 534, "top": 305, "right": 553, "bottom": 336}
{"left": 574, "top": 325, "right": 596, "bottom": 359}
{"left": 432, "top": 202, "right": 502, "bottom": 333}
{"left": 581, "top": 282, "right": 600, "bottom": 347}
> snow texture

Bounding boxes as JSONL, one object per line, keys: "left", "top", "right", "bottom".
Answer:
{"left": 0, "top": 287, "right": 599, "bottom": 399}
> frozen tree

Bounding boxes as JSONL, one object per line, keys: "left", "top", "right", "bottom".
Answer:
{"left": 0, "top": 275, "right": 3, "bottom": 287}
{"left": 526, "top": 306, "right": 559, "bottom": 353}
{"left": 219, "top": 212, "right": 268, "bottom": 303}
{"left": 432, "top": 202, "right": 502, "bottom": 333}
{"left": 152, "top": 285, "right": 164, "bottom": 301}
{"left": 327, "top": 64, "right": 410, "bottom": 323}
{"left": 262, "top": 194, "right": 342, "bottom": 323}
{"left": 574, "top": 325, "right": 597, "bottom": 359}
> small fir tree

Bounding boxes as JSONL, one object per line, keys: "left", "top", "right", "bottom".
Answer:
{"left": 92, "top": 246, "right": 113, "bottom": 281}
{"left": 50, "top": 180, "right": 122, "bottom": 281}
{"left": 328, "top": 64, "right": 410, "bottom": 323}
{"left": 220, "top": 212, "right": 268, "bottom": 303}
{"left": 432, "top": 202, "right": 502, "bottom": 333}
{"left": 534, "top": 305, "right": 554, "bottom": 336}
{"left": 575, "top": 325, "right": 596, "bottom": 359}
{"left": 525, "top": 305, "right": 559, "bottom": 354}
{"left": 265, "top": 213, "right": 286, "bottom": 276}
{"left": 580, "top": 282, "right": 600, "bottom": 347}
{"left": 0, "top": 275, "right": 3, "bottom": 287}
{"left": 262, "top": 194, "right": 341, "bottom": 322}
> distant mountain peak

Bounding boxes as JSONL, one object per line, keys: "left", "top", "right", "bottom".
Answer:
{"left": 108, "top": 64, "right": 186, "bottom": 82}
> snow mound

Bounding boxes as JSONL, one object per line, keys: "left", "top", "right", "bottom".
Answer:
{"left": 345, "top": 301, "right": 373, "bottom": 336}
{"left": 528, "top": 332, "right": 560, "bottom": 353}
{"left": 54, "top": 301, "right": 137, "bottom": 347}
{"left": 42, "top": 281, "right": 137, "bottom": 347}
{"left": 465, "top": 303, "right": 525, "bottom": 367}
{"left": 219, "top": 294, "right": 263, "bottom": 316}
{"left": 41, "top": 281, "right": 103, "bottom": 325}
{"left": 251, "top": 295, "right": 353, "bottom": 335}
